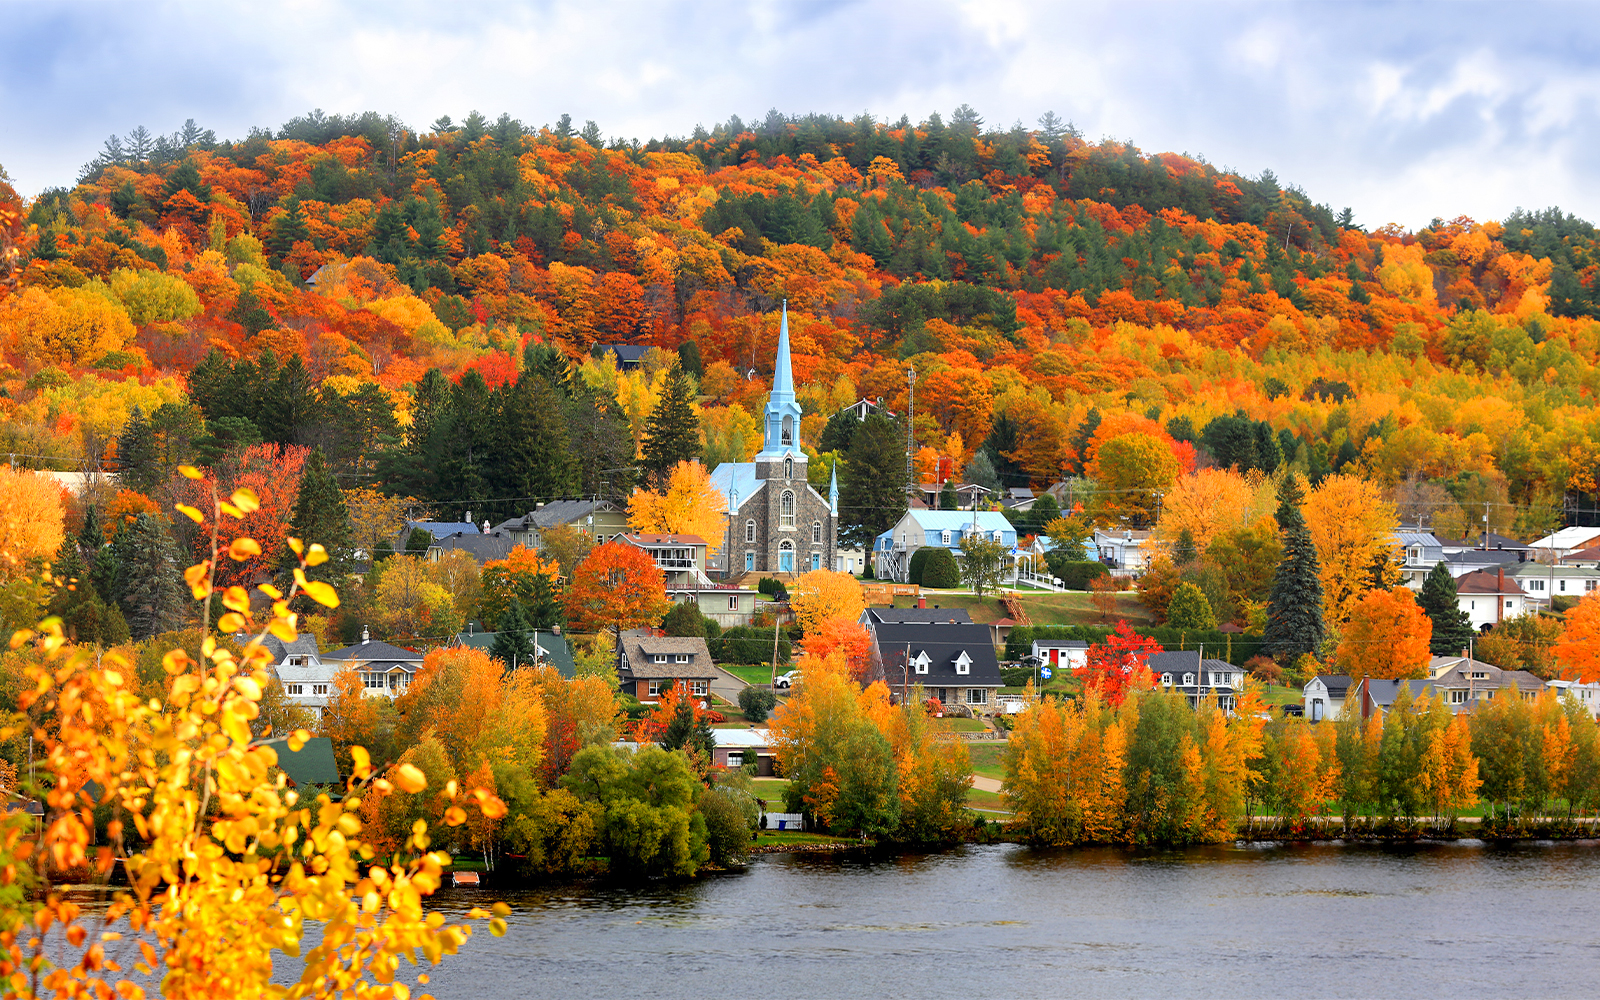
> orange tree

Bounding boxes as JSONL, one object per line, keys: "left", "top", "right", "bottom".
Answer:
{"left": 478, "top": 545, "right": 562, "bottom": 630}
{"left": 0, "top": 467, "right": 508, "bottom": 998}
{"left": 1554, "top": 591, "right": 1600, "bottom": 682}
{"left": 1333, "top": 585, "right": 1433, "bottom": 685}
{"left": 562, "top": 540, "right": 669, "bottom": 647}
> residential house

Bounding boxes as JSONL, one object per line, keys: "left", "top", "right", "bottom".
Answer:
{"left": 1302, "top": 674, "right": 1352, "bottom": 722}
{"left": 710, "top": 728, "right": 774, "bottom": 776}
{"left": 620, "top": 532, "right": 760, "bottom": 627}
{"left": 321, "top": 631, "right": 425, "bottom": 699}
{"left": 864, "top": 616, "right": 1004, "bottom": 711}
{"left": 1351, "top": 678, "right": 1438, "bottom": 719}
{"left": 1548, "top": 679, "right": 1600, "bottom": 720}
{"left": 250, "top": 632, "right": 337, "bottom": 719}
{"left": 494, "top": 499, "right": 629, "bottom": 550}
{"left": 1529, "top": 527, "right": 1600, "bottom": 562}
{"left": 835, "top": 546, "right": 868, "bottom": 575}
{"left": 426, "top": 526, "right": 517, "bottom": 565}
{"left": 872, "top": 509, "right": 1018, "bottom": 582}
{"left": 1094, "top": 529, "right": 1155, "bottom": 576}
{"left": 1442, "top": 546, "right": 1526, "bottom": 579}
{"left": 836, "top": 398, "right": 884, "bottom": 421}
{"left": 616, "top": 631, "right": 719, "bottom": 703}
{"left": 453, "top": 626, "right": 575, "bottom": 676}
{"left": 1149, "top": 650, "right": 1245, "bottom": 712}
{"left": 1394, "top": 531, "right": 1444, "bottom": 589}
{"left": 1512, "top": 561, "right": 1600, "bottom": 610}
{"left": 592, "top": 344, "right": 650, "bottom": 370}
{"left": 1352, "top": 658, "right": 1543, "bottom": 718}
{"left": 1029, "top": 639, "right": 1090, "bottom": 672}
{"left": 1000, "top": 487, "right": 1037, "bottom": 513}
{"left": 397, "top": 519, "right": 479, "bottom": 551}
{"left": 1437, "top": 531, "right": 1534, "bottom": 558}
{"left": 1559, "top": 544, "right": 1600, "bottom": 565}
{"left": 1455, "top": 568, "right": 1527, "bottom": 629}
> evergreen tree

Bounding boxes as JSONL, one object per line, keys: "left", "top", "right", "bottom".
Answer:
{"left": 939, "top": 480, "right": 959, "bottom": 511}
{"left": 259, "top": 352, "right": 321, "bottom": 445}
{"left": 433, "top": 369, "right": 495, "bottom": 510}
{"left": 1067, "top": 407, "right": 1101, "bottom": 473}
{"left": 1420, "top": 561, "right": 1476, "bottom": 657}
{"left": 79, "top": 503, "right": 103, "bottom": 554}
{"left": 526, "top": 572, "right": 563, "bottom": 630}
{"left": 818, "top": 409, "right": 859, "bottom": 454}
{"left": 963, "top": 450, "right": 1002, "bottom": 493}
{"left": 565, "top": 385, "right": 637, "bottom": 499}
{"left": 839, "top": 413, "right": 908, "bottom": 549}
{"left": 676, "top": 340, "right": 704, "bottom": 378}
{"left": 661, "top": 693, "right": 716, "bottom": 759}
{"left": 492, "top": 372, "right": 577, "bottom": 521}
{"left": 115, "top": 406, "right": 161, "bottom": 495}
{"left": 489, "top": 598, "right": 536, "bottom": 669}
{"left": 641, "top": 365, "right": 701, "bottom": 490}
{"left": 1264, "top": 475, "right": 1325, "bottom": 661}
{"left": 114, "top": 513, "right": 187, "bottom": 640}
{"left": 286, "top": 448, "right": 353, "bottom": 580}
{"left": 267, "top": 195, "right": 311, "bottom": 259}
{"left": 1173, "top": 528, "right": 1198, "bottom": 566}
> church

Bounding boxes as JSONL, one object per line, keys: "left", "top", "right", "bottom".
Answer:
{"left": 709, "top": 304, "right": 839, "bottom": 578}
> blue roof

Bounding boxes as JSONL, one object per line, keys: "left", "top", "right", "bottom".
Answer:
{"left": 406, "top": 520, "right": 478, "bottom": 537}
{"left": 708, "top": 463, "right": 763, "bottom": 512}
{"left": 902, "top": 510, "right": 1016, "bottom": 533}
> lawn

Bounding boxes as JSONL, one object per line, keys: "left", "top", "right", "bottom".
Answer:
{"left": 938, "top": 717, "right": 989, "bottom": 733}
{"left": 968, "top": 744, "right": 1007, "bottom": 781}
{"left": 967, "top": 787, "right": 1009, "bottom": 813}
{"left": 754, "top": 830, "right": 851, "bottom": 847}
{"left": 887, "top": 590, "right": 1153, "bottom": 627}
{"left": 722, "top": 663, "right": 780, "bottom": 686}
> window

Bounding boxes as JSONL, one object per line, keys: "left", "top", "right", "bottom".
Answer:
{"left": 811, "top": 552, "right": 821, "bottom": 571}
{"left": 993, "top": 530, "right": 1004, "bottom": 542}
{"left": 676, "top": 653, "right": 689, "bottom": 663}
{"left": 728, "top": 752, "right": 744, "bottom": 768}
{"left": 287, "top": 656, "right": 306, "bottom": 667}
{"left": 313, "top": 684, "right": 327, "bottom": 695}
{"left": 745, "top": 551, "right": 755, "bottom": 571}
{"left": 1561, "top": 580, "right": 1568, "bottom": 592}
{"left": 648, "top": 681, "right": 663, "bottom": 697}
{"left": 941, "top": 529, "right": 951, "bottom": 545}
{"left": 1470, "top": 671, "right": 1488, "bottom": 680}
{"left": 1449, "top": 689, "right": 1467, "bottom": 704}
{"left": 1161, "top": 673, "right": 1172, "bottom": 687}
{"left": 780, "top": 491, "right": 795, "bottom": 528}
{"left": 813, "top": 521, "right": 822, "bottom": 544}
{"left": 1182, "top": 673, "right": 1195, "bottom": 686}
{"left": 654, "top": 654, "right": 669, "bottom": 664}
{"left": 955, "top": 652, "right": 971, "bottom": 675}
{"left": 1506, "top": 599, "right": 1515, "bottom": 609}
{"left": 287, "top": 683, "right": 303, "bottom": 695}
{"left": 914, "top": 652, "right": 930, "bottom": 675}
{"left": 1589, "top": 580, "right": 1598, "bottom": 592}
{"left": 967, "top": 688, "right": 988, "bottom": 706}
{"left": 781, "top": 415, "right": 794, "bottom": 446}
{"left": 364, "top": 673, "right": 385, "bottom": 690}
{"left": 691, "top": 680, "right": 709, "bottom": 696}
{"left": 746, "top": 520, "right": 756, "bottom": 544}
{"left": 1409, "top": 546, "right": 1421, "bottom": 564}
{"left": 729, "top": 596, "right": 739, "bottom": 610}
{"left": 784, "top": 456, "right": 794, "bottom": 479}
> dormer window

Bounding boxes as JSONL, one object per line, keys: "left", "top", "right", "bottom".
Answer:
{"left": 913, "top": 651, "right": 931, "bottom": 675}
{"left": 993, "top": 530, "right": 1004, "bottom": 542}
{"left": 676, "top": 653, "right": 689, "bottom": 663}
{"left": 1183, "top": 673, "right": 1195, "bottom": 686}
{"left": 653, "top": 654, "right": 669, "bottom": 664}
{"left": 941, "top": 530, "right": 952, "bottom": 545}
{"left": 955, "top": 652, "right": 971, "bottom": 675}
{"left": 1161, "top": 673, "right": 1172, "bottom": 687}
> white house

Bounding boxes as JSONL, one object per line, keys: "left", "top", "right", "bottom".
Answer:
{"left": 1455, "top": 568, "right": 1527, "bottom": 630}
{"left": 321, "top": 631, "right": 425, "bottom": 699}
{"left": 1529, "top": 527, "right": 1600, "bottom": 562}
{"left": 1394, "top": 531, "right": 1444, "bottom": 589}
{"left": 1513, "top": 562, "right": 1600, "bottom": 609}
{"left": 1302, "top": 674, "right": 1352, "bottom": 723}
{"left": 250, "top": 632, "right": 337, "bottom": 719}
{"left": 1549, "top": 679, "right": 1600, "bottom": 720}
{"left": 1094, "top": 529, "right": 1154, "bottom": 576}
{"left": 872, "top": 510, "right": 1018, "bottom": 583}
{"left": 1030, "top": 639, "right": 1090, "bottom": 671}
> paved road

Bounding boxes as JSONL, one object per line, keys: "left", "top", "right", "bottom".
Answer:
{"left": 709, "top": 665, "right": 751, "bottom": 706}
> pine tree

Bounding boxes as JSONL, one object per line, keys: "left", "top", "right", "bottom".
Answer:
{"left": 661, "top": 694, "right": 715, "bottom": 758}
{"left": 114, "top": 513, "right": 187, "bottom": 640}
{"left": 489, "top": 598, "right": 536, "bottom": 669}
{"left": 939, "top": 480, "right": 959, "bottom": 510}
{"left": 839, "top": 413, "right": 909, "bottom": 549}
{"left": 259, "top": 352, "right": 321, "bottom": 445}
{"left": 115, "top": 406, "right": 161, "bottom": 495}
{"left": 1264, "top": 475, "right": 1325, "bottom": 662}
{"left": 641, "top": 365, "right": 701, "bottom": 490}
{"left": 492, "top": 372, "right": 577, "bottom": 522}
{"left": 79, "top": 504, "right": 103, "bottom": 553}
{"left": 286, "top": 448, "right": 353, "bottom": 581}
{"left": 267, "top": 195, "right": 310, "bottom": 259}
{"left": 1173, "top": 528, "right": 1198, "bottom": 566}
{"left": 1420, "top": 561, "right": 1476, "bottom": 657}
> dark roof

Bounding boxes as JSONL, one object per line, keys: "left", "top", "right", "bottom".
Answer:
{"left": 1147, "top": 651, "right": 1242, "bottom": 689}
{"left": 455, "top": 630, "right": 575, "bottom": 676}
{"left": 1443, "top": 549, "right": 1523, "bottom": 567}
{"left": 432, "top": 530, "right": 517, "bottom": 564}
{"left": 594, "top": 344, "right": 650, "bottom": 368}
{"left": 240, "top": 632, "right": 320, "bottom": 662}
{"left": 1457, "top": 569, "right": 1525, "bottom": 595}
{"left": 1436, "top": 532, "right": 1531, "bottom": 551}
{"left": 617, "top": 632, "right": 717, "bottom": 679}
{"left": 497, "top": 499, "right": 624, "bottom": 533}
{"left": 323, "top": 638, "right": 425, "bottom": 665}
{"left": 862, "top": 607, "right": 974, "bottom": 625}
{"left": 871, "top": 620, "right": 1003, "bottom": 687}
{"left": 1310, "top": 674, "right": 1353, "bottom": 697}
{"left": 403, "top": 520, "right": 478, "bottom": 539}
{"left": 256, "top": 735, "right": 342, "bottom": 787}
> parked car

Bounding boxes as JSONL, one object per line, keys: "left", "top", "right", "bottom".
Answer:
{"left": 775, "top": 670, "right": 802, "bottom": 689}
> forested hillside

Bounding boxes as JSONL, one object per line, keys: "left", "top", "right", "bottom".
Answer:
{"left": 2, "top": 106, "right": 1600, "bottom": 538}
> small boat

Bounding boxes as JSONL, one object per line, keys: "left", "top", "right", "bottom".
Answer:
{"left": 452, "top": 871, "right": 481, "bottom": 886}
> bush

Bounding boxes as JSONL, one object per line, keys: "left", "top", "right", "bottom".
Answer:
{"left": 756, "top": 577, "right": 783, "bottom": 597}
{"left": 1552, "top": 595, "right": 1581, "bottom": 613}
{"left": 907, "top": 548, "right": 931, "bottom": 585}
{"left": 711, "top": 626, "right": 790, "bottom": 665}
{"left": 1001, "top": 665, "right": 1035, "bottom": 687}
{"left": 738, "top": 686, "right": 778, "bottom": 724}
{"left": 1044, "top": 556, "right": 1109, "bottom": 590}
{"left": 1245, "top": 655, "right": 1283, "bottom": 685}
{"left": 921, "top": 547, "right": 961, "bottom": 588}
{"left": 661, "top": 601, "right": 709, "bottom": 637}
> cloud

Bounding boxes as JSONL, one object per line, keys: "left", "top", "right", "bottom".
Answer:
{"left": 0, "top": 0, "right": 1596, "bottom": 229}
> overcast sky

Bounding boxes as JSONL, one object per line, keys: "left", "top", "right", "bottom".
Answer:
{"left": 2, "top": 0, "right": 1595, "bottom": 230}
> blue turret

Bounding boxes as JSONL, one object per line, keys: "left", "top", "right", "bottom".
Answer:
{"left": 755, "top": 301, "right": 805, "bottom": 469}
{"left": 829, "top": 460, "right": 839, "bottom": 516}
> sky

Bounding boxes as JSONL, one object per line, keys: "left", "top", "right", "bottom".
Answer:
{"left": 1, "top": 0, "right": 1596, "bottom": 230}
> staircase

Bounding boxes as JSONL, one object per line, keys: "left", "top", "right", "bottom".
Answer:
{"left": 1001, "top": 595, "right": 1031, "bottom": 626}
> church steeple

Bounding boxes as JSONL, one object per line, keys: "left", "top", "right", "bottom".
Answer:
{"left": 755, "top": 301, "right": 805, "bottom": 471}
{"left": 829, "top": 460, "right": 838, "bottom": 515}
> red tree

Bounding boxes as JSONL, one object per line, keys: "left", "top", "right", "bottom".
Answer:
{"left": 1083, "top": 620, "right": 1163, "bottom": 706}
{"left": 562, "top": 540, "right": 669, "bottom": 642}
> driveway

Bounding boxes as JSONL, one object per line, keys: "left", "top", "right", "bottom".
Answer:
{"left": 709, "top": 665, "right": 751, "bottom": 706}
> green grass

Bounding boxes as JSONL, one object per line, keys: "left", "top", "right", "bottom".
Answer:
{"left": 939, "top": 718, "right": 989, "bottom": 733}
{"left": 967, "top": 787, "right": 1008, "bottom": 812}
{"left": 754, "top": 830, "right": 851, "bottom": 846}
{"left": 889, "top": 591, "right": 1152, "bottom": 627}
{"left": 1257, "top": 683, "right": 1304, "bottom": 708}
{"left": 722, "top": 664, "right": 779, "bottom": 686}
{"left": 968, "top": 744, "right": 1006, "bottom": 781}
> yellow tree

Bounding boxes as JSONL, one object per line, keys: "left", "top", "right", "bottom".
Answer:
{"left": 341, "top": 487, "right": 413, "bottom": 558}
{"left": 1554, "top": 591, "right": 1600, "bottom": 682}
{"left": 1155, "top": 468, "right": 1270, "bottom": 552}
{"left": 0, "top": 466, "right": 64, "bottom": 577}
{"left": 371, "top": 554, "right": 464, "bottom": 641}
{"left": 627, "top": 460, "right": 727, "bottom": 563}
{"left": 1304, "top": 474, "right": 1398, "bottom": 627}
{"left": 788, "top": 568, "right": 866, "bottom": 636}
{"left": 1087, "top": 432, "right": 1179, "bottom": 525}
{"left": 1334, "top": 586, "right": 1433, "bottom": 685}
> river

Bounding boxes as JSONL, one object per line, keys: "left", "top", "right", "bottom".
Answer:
{"left": 406, "top": 841, "right": 1600, "bottom": 998}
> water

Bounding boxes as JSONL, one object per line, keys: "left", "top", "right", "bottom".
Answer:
{"left": 410, "top": 841, "right": 1600, "bottom": 999}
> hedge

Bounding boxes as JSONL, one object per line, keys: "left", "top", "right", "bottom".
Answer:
{"left": 921, "top": 547, "right": 961, "bottom": 588}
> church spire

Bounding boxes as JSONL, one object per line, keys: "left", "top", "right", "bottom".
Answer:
{"left": 772, "top": 300, "right": 794, "bottom": 400}
{"left": 829, "top": 459, "right": 838, "bottom": 516}
{"left": 755, "top": 300, "right": 804, "bottom": 465}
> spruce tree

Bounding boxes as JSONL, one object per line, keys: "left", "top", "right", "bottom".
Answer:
{"left": 493, "top": 372, "right": 577, "bottom": 522}
{"left": 661, "top": 694, "right": 715, "bottom": 758}
{"left": 839, "top": 413, "right": 909, "bottom": 549}
{"left": 641, "top": 365, "right": 701, "bottom": 490}
{"left": 939, "top": 480, "right": 959, "bottom": 511}
{"left": 115, "top": 406, "right": 161, "bottom": 495}
{"left": 1173, "top": 528, "right": 1198, "bottom": 566}
{"left": 1264, "top": 475, "right": 1325, "bottom": 662}
{"left": 1420, "top": 561, "right": 1476, "bottom": 657}
{"left": 489, "top": 598, "right": 536, "bottom": 669}
{"left": 286, "top": 448, "right": 353, "bottom": 580}
{"left": 114, "top": 513, "right": 187, "bottom": 640}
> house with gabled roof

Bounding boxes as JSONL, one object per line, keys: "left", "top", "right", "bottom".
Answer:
{"left": 321, "top": 629, "right": 425, "bottom": 699}
{"left": 616, "top": 630, "right": 718, "bottom": 703}
{"left": 864, "top": 616, "right": 1003, "bottom": 711}
{"left": 1149, "top": 650, "right": 1245, "bottom": 712}
{"left": 494, "top": 499, "right": 629, "bottom": 550}
{"left": 872, "top": 509, "right": 1017, "bottom": 583}
{"left": 1303, "top": 674, "right": 1352, "bottom": 722}
{"left": 1513, "top": 561, "right": 1600, "bottom": 609}
{"left": 1456, "top": 568, "right": 1527, "bottom": 629}
{"left": 245, "top": 631, "right": 337, "bottom": 719}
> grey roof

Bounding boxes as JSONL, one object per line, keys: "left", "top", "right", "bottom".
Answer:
{"left": 618, "top": 632, "right": 717, "bottom": 679}
{"left": 1437, "top": 532, "right": 1532, "bottom": 551}
{"left": 1428, "top": 656, "right": 1544, "bottom": 692}
{"left": 497, "top": 499, "right": 625, "bottom": 532}
{"left": 1395, "top": 531, "right": 1441, "bottom": 547}
{"left": 432, "top": 530, "right": 517, "bottom": 564}
{"left": 1444, "top": 549, "right": 1523, "bottom": 568}
{"left": 1148, "top": 650, "right": 1240, "bottom": 683}
{"left": 871, "top": 620, "right": 1003, "bottom": 687}
{"left": 862, "top": 607, "right": 974, "bottom": 625}
{"left": 595, "top": 344, "right": 650, "bottom": 367}
{"left": 404, "top": 520, "right": 479, "bottom": 539}
{"left": 1362, "top": 678, "right": 1435, "bottom": 708}
{"left": 1309, "top": 674, "right": 1353, "bottom": 697}
{"left": 241, "top": 631, "right": 320, "bottom": 662}
{"left": 454, "top": 630, "right": 575, "bottom": 676}
{"left": 323, "top": 638, "right": 424, "bottom": 667}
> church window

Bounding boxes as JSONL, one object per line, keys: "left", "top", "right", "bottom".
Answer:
{"left": 780, "top": 491, "right": 795, "bottom": 528}
{"left": 745, "top": 520, "right": 755, "bottom": 544}
{"left": 779, "top": 541, "right": 794, "bottom": 573}
{"left": 812, "top": 521, "right": 822, "bottom": 544}
{"left": 784, "top": 456, "right": 793, "bottom": 479}
{"left": 781, "top": 415, "right": 794, "bottom": 446}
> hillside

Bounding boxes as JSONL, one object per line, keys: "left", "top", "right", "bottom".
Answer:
{"left": 1, "top": 108, "right": 1599, "bottom": 539}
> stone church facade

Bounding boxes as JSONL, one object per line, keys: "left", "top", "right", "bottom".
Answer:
{"left": 710, "top": 305, "right": 838, "bottom": 578}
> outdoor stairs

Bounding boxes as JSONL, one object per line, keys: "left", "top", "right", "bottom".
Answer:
{"left": 1001, "top": 595, "right": 1031, "bottom": 626}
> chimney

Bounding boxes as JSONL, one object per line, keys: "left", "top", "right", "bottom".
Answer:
{"left": 482, "top": 520, "right": 490, "bottom": 533}
{"left": 1496, "top": 567, "right": 1505, "bottom": 624}
{"left": 362, "top": 626, "right": 370, "bottom": 644}
{"left": 465, "top": 510, "right": 472, "bottom": 524}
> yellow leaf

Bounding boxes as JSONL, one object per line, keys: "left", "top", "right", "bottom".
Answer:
{"left": 228, "top": 538, "right": 262, "bottom": 561}
{"left": 301, "top": 579, "right": 340, "bottom": 609}
{"left": 351, "top": 746, "right": 372, "bottom": 780}
{"left": 233, "top": 676, "right": 262, "bottom": 700}
{"left": 162, "top": 650, "right": 191, "bottom": 675}
{"left": 217, "top": 612, "right": 246, "bottom": 633}
{"left": 174, "top": 504, "right": 205, "bottom": 523}
{"left": 305, "top": 543, "right": 328, "bottom": 567}
{"left": 259, "top": 583, "right": 282, "bottom": 599}
{"left": 222, "top": 586, "right": 251, "bottom": 614}
{"left": 288, "top": 728, "right": 310, "bottom": 752}
{"left": 394, "top": 763, "right": 427, "bottom": 794}
{"left": 267, "top": 618, "right": 298, "bottom": 643}
{"left": 287, "top": 537, "right": 304, "bottom": 556}
{"left": 444, "top": 806, "right": 467, "bottom": 827}
{"left": 177, "top": 465, "right": 203, "bottom": 479}
{"left": 230, "top": 488, "right": 260, "bottom": 514}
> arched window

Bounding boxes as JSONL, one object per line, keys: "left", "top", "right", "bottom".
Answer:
{"left": 784, "top": 456, "right": 793, "bottom": 479}
{"left": 812, "top": 521, "right": 822, "bottom": 544}
{"left": 779, "top": 540, "right": 794, "bottom": 573}
{"left": 781, "top": 415, "right": 794, "bottom": 446}
{"left": 745, "top": 520, "right": 756, "bottom": 544}
{"left": 941, "top": 529, "right": 951, "bottom": 545}
{"left": 780, "top": 490, "right": 795, "bottom": 528}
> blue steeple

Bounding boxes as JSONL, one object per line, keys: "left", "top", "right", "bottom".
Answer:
{"left": 756, "top": 301, "right": 804, "bottom": 462}
{"left": 829, "top": 460, "right": 838, "bottom": 515}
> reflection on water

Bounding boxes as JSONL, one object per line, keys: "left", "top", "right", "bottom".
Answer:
{"left": 414, "top": 841, "right": 1600, "bottom": 1000}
